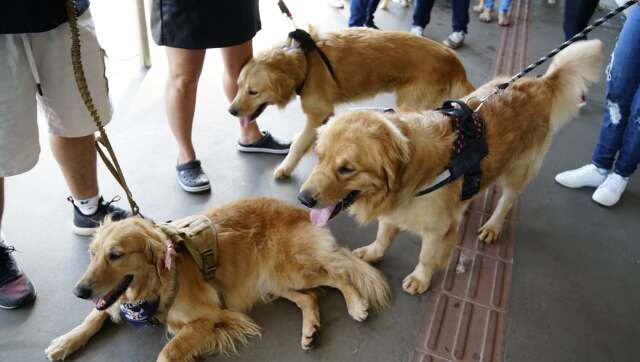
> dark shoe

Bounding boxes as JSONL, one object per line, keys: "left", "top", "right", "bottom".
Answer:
{"left": 0, "top": 244, "right": 36, "bottom": 309}
{"left": 237, "top": 132, "right": 291, "bottom": 155}
{"left": 70, "top": 196, "right": 131, "bottom": 236}
{"left": 176, "top": 160, "right": 211, "bottom": 193}
{"left": 366, "top": 21, "right": 380, "bottom": 30}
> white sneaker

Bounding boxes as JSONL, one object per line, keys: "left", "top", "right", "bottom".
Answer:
{"left": 327, "top": 0, "right": 344, "bottom": 8}
{"left": 555, "top": 164, "right": 608, "bottom": 189}
{"left": 443, "top": 31, "right": 466, "bottom": 49}
{"left": 410, "top": 26, "right": 424, "bottom": 36}
{"left": 592, "top": 173, "right": 628, "bottom": 207}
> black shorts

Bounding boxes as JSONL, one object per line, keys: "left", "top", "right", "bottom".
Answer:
{"left": 151, "top": 0, "right": 261, "bottom": 49}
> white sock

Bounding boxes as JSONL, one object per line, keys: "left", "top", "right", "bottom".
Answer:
{"left": 0, "top": 229, "right": 5, "bottom": 246}
{"left": 74, "top": 194, "right": 101, "bottom": 216}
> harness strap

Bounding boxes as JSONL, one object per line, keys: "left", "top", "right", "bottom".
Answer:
{"left": 158, "top": 215, "right": 226, "bottom": 308}
{"left": 415, "top": 100, "right": 488, "bottom": 200}
{"left": 288, "top": 29, "right": 339, "bottom": 95}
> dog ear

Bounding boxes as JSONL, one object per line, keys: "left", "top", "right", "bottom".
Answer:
{"left": 378, "top": 117, "right": 410, "bottom": 191}
{"left": 270, "top": 72, "right": 297, "bottom": 108}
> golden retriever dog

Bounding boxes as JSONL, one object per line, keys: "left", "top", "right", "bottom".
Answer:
{"left": 229, "top": 27, "right": 474, "bottom": 179}
{"left": 45, "top": 197, "right": 390, "bottom": 361}
{"left": 297, "top": 40, "right": 603, "bottom": 295}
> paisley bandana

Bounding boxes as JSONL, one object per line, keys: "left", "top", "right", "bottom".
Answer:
{"left": 119, "top": 299, "right": 160, "bottom": 329}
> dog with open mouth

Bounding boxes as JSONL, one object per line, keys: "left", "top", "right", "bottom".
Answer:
{"left": 298, "top": 40, "right": 603, "bottom": 295}
{"left": 228, "top": 27, "right": 475, "bottom": 180}
{"left": 45, "top": 197, "right": 390, "bottom": 361}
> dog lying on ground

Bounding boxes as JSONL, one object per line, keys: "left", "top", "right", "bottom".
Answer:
{"left": 229, "top": 27, "right": 474, "bottom": 179}
{"left": 297, "top": 40, "right": 603, "bottom": 294}
{"left": 45, "top": 197, "right": 390, "bottom": 361}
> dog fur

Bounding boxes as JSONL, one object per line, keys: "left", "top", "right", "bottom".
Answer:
{"left": 45, "top": 197, "right": 390, "bottom": 361}
{"left": 299, "top": 40, "right": 603, "bottom": 295}
{"left": 229, "top": 27, "right": 474, "bottom": 179}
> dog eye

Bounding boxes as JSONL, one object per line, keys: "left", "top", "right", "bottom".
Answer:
{"left": 338, "top": 166, "right": 354, "bottom": 175}
{"left": 109, "top": 251, "right": 124, "bottom": 261}
{"left": 248, "top": 89, "right": 258, "bottom": 96}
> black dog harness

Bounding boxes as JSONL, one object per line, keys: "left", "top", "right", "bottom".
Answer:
{"left": 415, "top": 100, "right": 489, "bottom": 201}
{"left": 288, "top": 29, "right": 339, "bottom": 95}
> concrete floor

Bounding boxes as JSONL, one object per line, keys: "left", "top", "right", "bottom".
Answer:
{"left": 1, "top": 1, "right": 638, "bottom": 361}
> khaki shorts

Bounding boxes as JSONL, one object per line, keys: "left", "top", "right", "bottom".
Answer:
{"left": 0, "top": 10, "right": 112, "bottom": 177}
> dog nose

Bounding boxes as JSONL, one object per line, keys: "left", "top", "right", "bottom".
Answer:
{"left": 297, "top": 190, "right": 317, "bottom": 208}
{"left": 74, "top": 284, "right": 93, "bottom": 299}
{"left": 228, "top": 107, "right": 238, "bottom": 116}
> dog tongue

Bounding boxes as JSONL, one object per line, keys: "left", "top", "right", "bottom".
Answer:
{"left": 310, "top": 205, "right": 336, "bottom": 226}
{"left": 240, "top": 117, "right": 250, "bottom": 127}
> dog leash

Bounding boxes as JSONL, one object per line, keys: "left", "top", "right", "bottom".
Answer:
{"left": 65, "top": 0, "right": 141, "bottom": 216}
{"left": 474, "top": 0, "right": 639, "bottom": 112}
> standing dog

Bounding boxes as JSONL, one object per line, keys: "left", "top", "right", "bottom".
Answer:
{"left": 297, "top": 40, "right": 603, "bottom": 294}
{"left": 45, "top": 198, "right": 390, "bottom": 361}
{"left": 229, "top": 27, "right": 474, "bottom": 179}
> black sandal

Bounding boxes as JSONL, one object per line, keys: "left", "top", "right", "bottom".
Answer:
{"left": 176, "top": 160, "right": 210, "bottom": 193}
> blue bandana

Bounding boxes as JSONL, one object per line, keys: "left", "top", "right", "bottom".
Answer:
{"left": 119, "top": 299, "right": 160, "bottom": 329}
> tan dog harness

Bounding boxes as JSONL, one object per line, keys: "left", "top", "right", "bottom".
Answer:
{"left": 157, "top": 215, "right": 226, "bottom": 307}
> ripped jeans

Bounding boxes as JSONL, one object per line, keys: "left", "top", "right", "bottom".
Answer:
{"left": 592, "top": 6, "right": 640, "bottom": 178}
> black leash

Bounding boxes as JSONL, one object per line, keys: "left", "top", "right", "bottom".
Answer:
{"left": 277, "top": 0, "right": 340, "bottom": 93}
{"left": 476, "top": 0, "right": 638, "bottom": 111}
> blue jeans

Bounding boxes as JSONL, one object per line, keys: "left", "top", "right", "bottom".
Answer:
{"left": 592, "top": 7, "right": 640, "bottom": 178}
{"left": 349, "top": 0, "right": 381, "bottom": 27}
{"left": 484, "top": 0, "right": 512, "bottom": 13}
{"left": 412, "top": 0, "right": 471, "bottom": 33}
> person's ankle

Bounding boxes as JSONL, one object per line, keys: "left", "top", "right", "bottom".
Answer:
{"left": 240, "top": 127, "right": 264, "bottom": 145}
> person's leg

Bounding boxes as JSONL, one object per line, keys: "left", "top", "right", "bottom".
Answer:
{"left": 412, "top": 0, "right": 436, "bottom": 28}
{"left": 219, "top": 40, "right": 263, "bottom": 145}
{"left": 365, "top": 0, "right": 382, "bottom": 27}
{"left": 563, "top": 0, "right": 599, "bottom": 40}
{"left": 452, "top": 0, "right": 471, "bottom": 33}
{"left": 611, "top": 8, "right": 640, "bottom": 178}
{"left": 165, "top": 47, "right": 206, "bottom": 164}
{"left": 592, "top": 9, "right": 640, "bottom": 172}
{"left": 49, "top": 135, "right": 98, "bottom": 199}
{"left": 349, "top": 0, "right": 368, "bottom": 27}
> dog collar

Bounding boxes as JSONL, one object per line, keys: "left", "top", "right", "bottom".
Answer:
{"left": 415, "top": 100, "right": 489, "bottom": 200}
{"left": 119, "top": 298, "right": 160, "bottom": 329}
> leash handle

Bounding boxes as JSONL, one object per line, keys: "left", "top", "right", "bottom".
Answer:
{"left": 277, "top": 0, "right": 297, "bottom": 28}
{"left": 476, "top": 0, "right": 639, "bottom": 112}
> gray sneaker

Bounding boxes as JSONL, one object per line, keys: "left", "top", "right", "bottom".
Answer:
{"left": 443, "top": 31, "right": 466, "bottom": 49}
{"left": 176, "top": 160, "right": 211, "bottom": 193}
{"left": 237, "top": 132, "right": 291, "bottom": 155}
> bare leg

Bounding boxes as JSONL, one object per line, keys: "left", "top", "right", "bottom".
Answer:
{"left": 45, "top": 309, "right": 109, "bottom": 360}
{"left": 280, "top": 290, "right": 321, "bottom": 350}
{"left": 165, "top": 47, "right": 206, "bottom": 164}
{"left": 220, "top": 40, "right": 263, "bottom": 145}
{"left": 49, "top": 134, "right": 99, "bottom": 199}
{"left": 403, "top": 225, "right": 457, "bottom": 295}
{"left": 353, "top": 220, "right": 399, "bottom": 263}
{"left": 273, "top": 112, "right": 330, "bottom": 179}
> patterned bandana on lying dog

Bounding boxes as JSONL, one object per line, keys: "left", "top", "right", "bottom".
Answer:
{"left": 415, "top": 100, "right": 489, "bottom": 200}
{"left": 119, "top": 298, "right": 160, "bottom": 330}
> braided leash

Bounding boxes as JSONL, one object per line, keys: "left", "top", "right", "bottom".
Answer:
{"left": 65, "top": 0, "right": 140, "bottom": 215}
{"left": 475, "top": 0, "right": 638, "bottom": 112}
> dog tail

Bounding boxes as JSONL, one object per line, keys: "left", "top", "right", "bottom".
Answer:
{"left": 334, "top": 247, "right": 391, "bottom": 310}
{"left": 204, "top": 310, "right": 261, "bottom": 356}
{"left": 542, "top": 39, "right": 604, "bottom": 132}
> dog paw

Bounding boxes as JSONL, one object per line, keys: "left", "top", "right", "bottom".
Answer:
{"left": 402, "top": 271, "right": 431, "bottom": 295}
{"left": 301, "top": 323, "right": 320, "bottom": 350}
{"left": 45, "top": 335, "right": 79, "bottom": 361}
{"left": 347, "top": 297, "right": 369, "bottom": 322}
{"left": 273, "top": 164, "right": 293, "bottom": 179}
{"left": 353, "top": 245, "right": 384, "bottom": 263}
{"left": 478, "top": 223, "right": 501, "bottom": 243}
